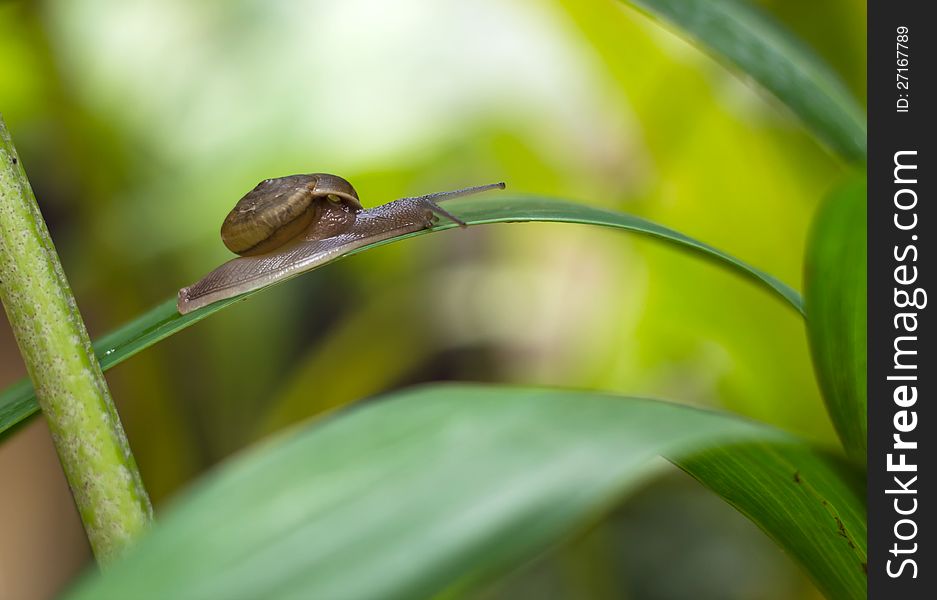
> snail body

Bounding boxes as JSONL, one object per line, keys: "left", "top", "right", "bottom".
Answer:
{"left": 177, "top": 174, "right": 504, "bottom": 314}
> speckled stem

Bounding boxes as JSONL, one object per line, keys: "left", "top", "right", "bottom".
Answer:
{"left": 0, "top": 116, "right": 152, "bottom": 564}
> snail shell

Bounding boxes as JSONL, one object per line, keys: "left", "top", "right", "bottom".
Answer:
{"left": 177, "top": 175, "right": 505, "bottom": 314}
{"left": 221, "top": 174, "right": 362, "bottom": 256}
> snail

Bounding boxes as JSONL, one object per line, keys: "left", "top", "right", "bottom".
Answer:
{"left": 177, "top": 174, "right": 505, "bottom": 314}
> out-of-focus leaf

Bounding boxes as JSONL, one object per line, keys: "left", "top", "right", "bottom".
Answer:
{"left": 620, "top": 0, "right": 866, "bottom": 162}
{"left": 65, "top": 384, "right": 863, "bottom": 600}
{"left": 678, "top": 442, "right": 867, "bottom": 600}
{"left": 0, "top": 195, "right": 802, "bottom": 438}
{"left": 804, "top": 175, "right": 866, "bottom": 462}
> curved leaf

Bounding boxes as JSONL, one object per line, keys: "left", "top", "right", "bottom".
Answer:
{"left": 804, "top": 175, "right": 867, "bottom": 462}
{"left": 65, "top": 384, "right": 865, "bottom": 600}
{"left": 1, "top": 195, "right": 801, "bottom": 438}
{"left": 621, "top": 0, "right": 866, "bottom": 162}
{"left": 677, "top": 442, "right": 866, "bottom": 599}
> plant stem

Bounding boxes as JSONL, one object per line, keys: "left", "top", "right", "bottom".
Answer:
{"left": 0, "top": 115, "right": 152, "bottom": 564}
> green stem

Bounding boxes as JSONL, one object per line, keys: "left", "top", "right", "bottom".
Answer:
{"left": 0, "top": 115, "right": 152, "bottom": 564}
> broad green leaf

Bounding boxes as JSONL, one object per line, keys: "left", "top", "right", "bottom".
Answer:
{"left": 804, "top": 176, "right": 866, "bottom": 462}
{"left": 678, "top": 442, "right": 866, "bottom": 600}
{"left": 620, "top": 0, "right": 866, "bottom": 162}
{"left": 65, "top": 384, "right": 864, "bottom": 600}
{"left": 0, "top": 195, "right": 802, "bottom": 438}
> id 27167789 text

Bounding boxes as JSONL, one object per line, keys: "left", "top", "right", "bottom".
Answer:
{"left": 896, "top": 26, "right": 910, "bottom": 112}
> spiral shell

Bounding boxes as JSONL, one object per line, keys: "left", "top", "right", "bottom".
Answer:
{"left": 220, "top": 174, "right": 362, "bottom": 256}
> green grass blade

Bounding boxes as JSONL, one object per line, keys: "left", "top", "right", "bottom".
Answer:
{"left": 64, "top": 384, "right": 865, "bottom": 600}
{"left": 804, "top": 175, "right": 867, "bottom": 463}
{"left": 621, "top": 0, "right": 866, "bottom": 161}
{"left": 677, "top": 443, "right": 866, "bottom": 599}
{"left": 1, "top": 195, "right": 802, "bottom": 438}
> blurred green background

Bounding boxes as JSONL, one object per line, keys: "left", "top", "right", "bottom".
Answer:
{"left": 0, "top": 0, "right": 864, "bottom": 598}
